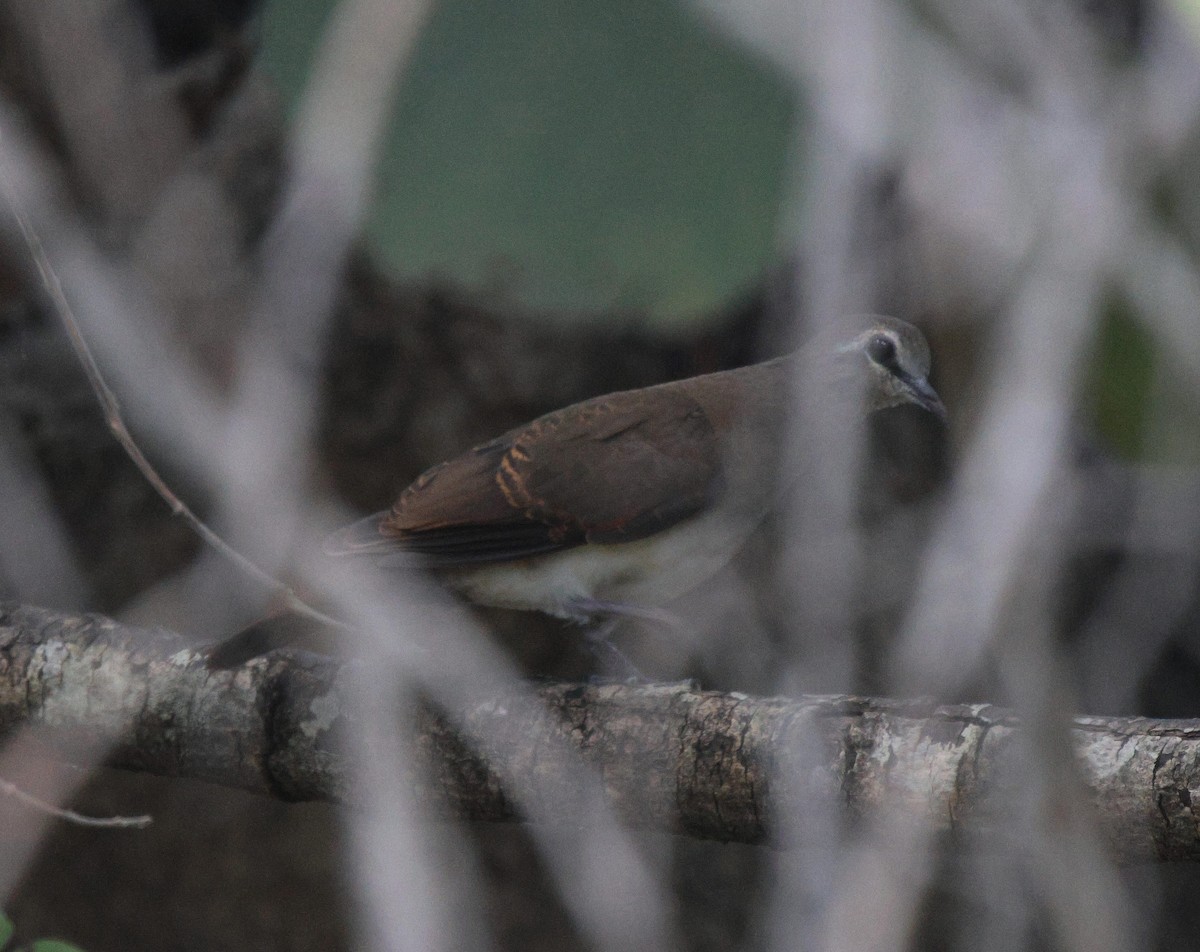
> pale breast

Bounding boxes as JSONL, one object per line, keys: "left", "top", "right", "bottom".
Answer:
{"left": 439, "top": 508, "right": 760, "bottom": 620}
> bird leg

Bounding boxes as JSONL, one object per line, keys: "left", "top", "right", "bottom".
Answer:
{"left": 567, "top": 598, "right": 683, "bottom": 630}
{"left": 581, "top": 618, "right": 644, "bottom": 681}
{"left": 566, "top": 598, "right": 684, "bottom": 682}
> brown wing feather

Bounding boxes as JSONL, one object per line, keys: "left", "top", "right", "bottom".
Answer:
{"left": 499, "top": 390, "right": 721, "bottom": 543}
{"left": 353, "top": 387, "right": 722, "bottom": 566}
{"left": 389, "top": 440, "right": 516, "bottom": 530}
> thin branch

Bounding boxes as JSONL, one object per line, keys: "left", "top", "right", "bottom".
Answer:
{"left": 0, "top": 159, "right": 347, "bottom": 633}
{"left": 0, "top": 776, "right": 151, "bottom": 829}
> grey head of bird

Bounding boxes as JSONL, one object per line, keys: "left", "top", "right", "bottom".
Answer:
{"left": 826, "top": 315, "right": 945, "bottom": 420}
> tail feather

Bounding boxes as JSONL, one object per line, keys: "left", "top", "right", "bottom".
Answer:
{"left": 322, "top": 511, "right": 404, "bottom": 558}
{"left": 324, "top": 510, "right": 569, "bottom": 568}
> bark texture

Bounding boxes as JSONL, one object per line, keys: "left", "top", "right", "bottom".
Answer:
{"left": 2, "top": 600, "right": 1198, "bottom": 862}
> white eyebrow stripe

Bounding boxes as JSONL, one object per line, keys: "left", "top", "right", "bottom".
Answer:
{"left": 836, "top": 330, "right": 902, "bottom": 359}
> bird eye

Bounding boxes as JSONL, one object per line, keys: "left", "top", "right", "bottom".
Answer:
{"left": 866, "top": 334, "right": 897, "bottom": 367}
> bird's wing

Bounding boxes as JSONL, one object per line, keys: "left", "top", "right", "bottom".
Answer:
{"left": 327, "top": 387, "right": 723, "bottom": 567}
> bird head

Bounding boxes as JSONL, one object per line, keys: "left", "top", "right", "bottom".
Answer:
{"left": 835, "top": 316, "right": 946, "bottom": 421}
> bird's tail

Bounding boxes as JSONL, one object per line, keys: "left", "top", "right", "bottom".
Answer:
{"left": 322, "top": 511, "right": 432, "bottom": 569}
{"left": 322, "top": 511, "right": 401, "bottom": 556}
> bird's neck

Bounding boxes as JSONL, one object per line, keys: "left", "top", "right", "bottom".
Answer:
{"left": 683, "top": 351, "right": 872, "bottom": 518}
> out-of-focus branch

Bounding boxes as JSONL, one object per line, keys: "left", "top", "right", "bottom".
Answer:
{"left": 0, "top": 169, "right": 345, "bottom": 632}
{"left": 0, "top": 600, "right": 1196, "bottom": 862}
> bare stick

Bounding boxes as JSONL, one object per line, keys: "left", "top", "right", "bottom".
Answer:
{"left": 0, "top": 776, "right": 151, "bottom": 829}
{"left": 0, "top": 161, "right": 347, "bottom": 633}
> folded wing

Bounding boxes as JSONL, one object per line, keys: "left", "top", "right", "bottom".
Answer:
{"left": 324, "top": 387, "right": 723, "bottom": 567}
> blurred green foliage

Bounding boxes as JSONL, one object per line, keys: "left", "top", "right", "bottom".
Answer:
{"left": 0, "top": 912, "right": 85, "bottom": 952}
{"left": 261, "top": 0, "right": 796, "bottom": 334}
{"left": 1087, "top": 297, "right": 1200, "bottom": 464}
{"left": 1088, "top": 297, "right": 1156, "bottom": 459}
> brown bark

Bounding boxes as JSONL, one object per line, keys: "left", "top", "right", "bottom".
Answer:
{"left": 1, "top": 600, "right": 1197, "bottom": 862}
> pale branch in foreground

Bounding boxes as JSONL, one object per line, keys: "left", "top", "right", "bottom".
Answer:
{"left": 0, "top": 776, "right": 152, "bottom": 828}
{"left": 0, "top": 170, "right": 347, "bottom": 634}
{"left": 0, "top": 601, "right": 1197, "bottom": 861}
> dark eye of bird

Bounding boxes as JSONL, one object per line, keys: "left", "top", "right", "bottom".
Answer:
{"left": 866, "top": 334, "right": 898, "bottom": 368}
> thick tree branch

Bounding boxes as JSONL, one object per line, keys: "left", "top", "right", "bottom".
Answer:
{"left": 0, "top": 601, "right": 1197, "bottom": 861}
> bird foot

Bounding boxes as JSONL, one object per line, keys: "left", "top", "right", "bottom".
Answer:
{"left": 583, "top": 619, "right": 646, "bottom": 680}
{"left": 566, "top": 598, "right": 689, "bottom": 682}
{"left": 564, "top": 598, "right": 682, "bottom": 631}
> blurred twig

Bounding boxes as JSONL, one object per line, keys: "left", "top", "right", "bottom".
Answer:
{"left": 0, "top": 162, "right": 347, "bottom": 633}
{"left": 0, "top": 776, "right": 151, "bottom": 829}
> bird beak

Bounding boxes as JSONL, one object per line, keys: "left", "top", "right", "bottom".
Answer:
{"left": 905, "top": 375, "right": 947, "bottom": 421}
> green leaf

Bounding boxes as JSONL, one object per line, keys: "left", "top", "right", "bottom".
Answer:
{"left": 28, "top": 941, "right": 87, "bottom": 952}
{"left": 1165, "top": 0, "right": 1200, "bottom": 43}
{"left": 1086, "top": 294, "right": 1200, "bottom": 464}
{"left": 262, "top": 0, "right": 796, "bottom": 335}
{"left": 1087, "top": 297, "right": 1155, "bottom": 459}
{"left": 0, "top": 913, "right": 13, "bottom": 949}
